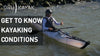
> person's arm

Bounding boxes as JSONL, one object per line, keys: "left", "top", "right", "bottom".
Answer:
{"left": 52, "top": 17, "right": 61, "bottom": 25}
{"left": 42, "top": 18, "right": 49, "bottom": 30}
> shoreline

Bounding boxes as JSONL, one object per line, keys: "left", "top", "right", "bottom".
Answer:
{"left": 0, "top": 0, "right": 92, "bottom": 12}
{"left": 0, "top": 0, "right": 92, "bottom": 7}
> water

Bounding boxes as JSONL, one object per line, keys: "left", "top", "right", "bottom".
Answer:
{"left": 0, "top": 2, "right": 100, "bottom": 56}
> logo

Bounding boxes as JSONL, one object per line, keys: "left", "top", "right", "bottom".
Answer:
{"left": 3, "top": 2, "right": 34, "bottom": 13}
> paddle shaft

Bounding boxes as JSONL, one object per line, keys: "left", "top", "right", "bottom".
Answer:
{"left": 28, "top": 27, "right": 75, "bottom": 35}
{"left": 59, "top": 27, "right": 75, "bottom": 29}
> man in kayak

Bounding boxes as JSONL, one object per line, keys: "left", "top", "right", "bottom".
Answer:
{"left": 42, "top": 9, "right": 63, "bottom": 31}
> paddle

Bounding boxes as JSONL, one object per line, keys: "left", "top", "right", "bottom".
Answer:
{"left": 28, "top": 27, "right": 75, "bottom": 35}
{"left": 58, "top": 27, "right": 75, "bottom": 29}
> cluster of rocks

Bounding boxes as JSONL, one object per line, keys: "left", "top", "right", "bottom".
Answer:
{"left": 0, "top": 0, "right": 92, "bottom": 8}
{"left": 0, "top": 1, "right": 3, "bottom": 11}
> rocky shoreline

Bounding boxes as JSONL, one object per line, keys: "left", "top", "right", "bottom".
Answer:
{"left": 0, "top": 0, "right": 92, "bottom": 11}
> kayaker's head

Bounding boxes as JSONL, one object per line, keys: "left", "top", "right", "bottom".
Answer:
{"left": 45, "top": 9, "right": 52, "bottom": 17}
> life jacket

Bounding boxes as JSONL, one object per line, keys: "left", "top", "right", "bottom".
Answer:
{"left": 44, "top": 17, "right": 54, "bottom": 28}
{"left": 43, "top": 17, "right": 57, "bottom": 31}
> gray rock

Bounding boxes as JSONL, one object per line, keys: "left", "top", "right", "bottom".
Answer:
{"left": 41, "top": 1, "right": 51, "bottom": 7}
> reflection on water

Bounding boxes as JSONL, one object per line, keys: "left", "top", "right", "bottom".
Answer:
{"left": 0, "top": 2, "right": 100, "bottom": 56}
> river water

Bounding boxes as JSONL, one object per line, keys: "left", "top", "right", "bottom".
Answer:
{"left": 0, "top": 1, "right": 100, "bottom": 56}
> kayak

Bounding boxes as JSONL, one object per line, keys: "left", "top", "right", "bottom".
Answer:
{"left": 30, "top": 23, "right": 90, "bottom": 49}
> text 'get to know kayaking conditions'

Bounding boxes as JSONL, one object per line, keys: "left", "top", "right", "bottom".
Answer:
{"left": 0, "top": 16, "right": 43, "bottom": 45}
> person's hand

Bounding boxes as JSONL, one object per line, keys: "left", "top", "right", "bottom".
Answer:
{"left": 49, "top": 28, "right": 53, "bottom": 30}
{"left": 60, "top": 21, "right": 63, "bottom": 25}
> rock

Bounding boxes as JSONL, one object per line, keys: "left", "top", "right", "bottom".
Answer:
{"left": 30, "top": 0, "right": 33, "bottom": 3}
{"left": 0, "top": 3, "right": 4, "bottom": 12}
{"left": 0, "top": 8, "right": 4, "bottom": 12}
{"left": 0, "top": 3, "right": 2, "bottom": 6}
{"left": 30, "top": 2, "right": 34, "bottom": 6}
{"left": 59, "top": 0, "right": 66, "bottom": 5}
{"left": 41, "top": 1, "right": 50, "bottom": 7}
{"left": 66, "top": 0, "right": 75, "bottom": 4}
{"left": 34, "top": 2, "right": 39, "bottom": 7}
{"left": 0, "top": 3, "right": 3, "bottom": 8}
